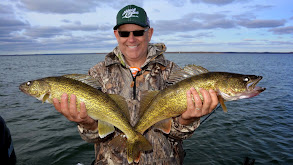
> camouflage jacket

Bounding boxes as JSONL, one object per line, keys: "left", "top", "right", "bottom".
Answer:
{"left": 78, "top": 43, "right": 200, "bottom": 165}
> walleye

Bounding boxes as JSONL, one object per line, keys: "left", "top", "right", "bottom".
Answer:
{"left": 135, "top": 65, "right": 266, "bottom": 135}
{"left": 19, "top": 74, "right": 152, "bottom": 164}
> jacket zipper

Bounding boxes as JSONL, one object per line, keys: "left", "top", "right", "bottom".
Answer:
{"left": 132, "top": 75, "right": 137, "bottom": 99}
{"left": 130, "top": 69, "right": 141, "bottom": 100}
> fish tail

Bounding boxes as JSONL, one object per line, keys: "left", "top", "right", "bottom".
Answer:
{"left": 127, "top": 133, "right": 152, "bottom": 164}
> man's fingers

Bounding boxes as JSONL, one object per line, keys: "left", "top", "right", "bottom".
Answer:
{"left": 69, "top": 94, "right": 77, "bottom": 118}
{"left": 53, "top": 98, "right": 61, "bottom": 111}
{"left": 186, "top": 90, "right": 195, "bottom": 110}
{"left": 60, "top": 93, "right": 69, "bottom": 114}
{"left": 200, "top": 88, "right": 212, "bottom": 114}
{"left": 79, "top": 102, "right": 88, "bottom": 119}
{"left": 209, "top": 89, "right": 219, "bottom": 111}
{"left": 190, "top": 87, "right": 202, "bottom": 110}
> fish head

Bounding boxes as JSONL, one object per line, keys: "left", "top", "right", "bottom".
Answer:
{"left": 217, "top": 73, "right": 266, "bottom": 101}
{"left": 19, "top": 79, "right": 51, "bottom": 102}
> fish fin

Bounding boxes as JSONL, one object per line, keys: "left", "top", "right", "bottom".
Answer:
{"left": 109, "top": 134, "right": 127, "bottom": 152}
{"left": 134, "top": 152, "right": 142, "bottom": 163}
{"left": 139, "top": 90, "right": 160, "bottom": 118}
{"left": 98, "top": 121, "right": 115, "bottom": 138}
{"left": 167, "top": 64, "right": 209, "bottom": 85}
{"left": 218, "top": 96, "right": 227, "bottom": 112}
{"left": 183, "top": 64, "right": 209, "bottom": 75}
{"left": 42, "top": 93, "right": 50, "bottom": 103}
{"left": 62, "top": 74, "right": 102, "bottom": 90}
{"left": 108, "top": 94, "right": 130, "bottom": 121}
{"left": 127, "top": 133, "right": 152, "bottom": 164}
{"left": 153, "top": 118, "right": 172, "bottom": 134}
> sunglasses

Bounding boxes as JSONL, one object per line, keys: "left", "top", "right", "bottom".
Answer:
{"left": 118, "top": 28, "right": 149, "bottom": 37}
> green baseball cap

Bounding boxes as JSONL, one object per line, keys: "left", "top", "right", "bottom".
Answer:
{"left": 113, "top": 5, "right": 150, "bottom": 30}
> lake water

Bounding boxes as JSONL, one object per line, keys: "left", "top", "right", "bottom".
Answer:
{"left": 0, "top": 53, "right": 292, "bottom": 165}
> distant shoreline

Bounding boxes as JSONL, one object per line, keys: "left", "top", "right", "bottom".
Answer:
{"left": 166, "top": 51, "right": 293, "bottom": 54}
{"left": 0, "top": 53, "right": 106, "bottom": 57}
{"left": 0, "top": 52, "right": 292, "bottom": 56}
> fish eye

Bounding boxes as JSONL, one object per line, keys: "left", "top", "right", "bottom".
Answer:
{"left": 26, "top": 81, "right": 31, "bottom": 86}
{"left": 243, "top": 77, "right": 250, "bottom": 82}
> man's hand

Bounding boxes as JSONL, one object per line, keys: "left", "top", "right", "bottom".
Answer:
{"left": 52, "top": 93, "right": 98, "bottom": 131}
{"left": 179, "top": 87, "right": 218, "bottom": 125}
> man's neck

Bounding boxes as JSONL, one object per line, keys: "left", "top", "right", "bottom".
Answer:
{"left": 126, "top": 56, "right": 147, "bottom": 68}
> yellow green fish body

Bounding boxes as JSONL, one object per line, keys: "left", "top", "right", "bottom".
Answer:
{"left": 19, "top": 74, "right": 152, "bottom": 164}
{"left": 135, "top": 65, "right": 266, "bottom": 134}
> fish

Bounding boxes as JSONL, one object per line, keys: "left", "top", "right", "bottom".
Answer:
{"left": 19, "top": 74, "right": 152, "bottom": 164}
{"left": 135, "top": 65, "right": 266, "bottom": 135}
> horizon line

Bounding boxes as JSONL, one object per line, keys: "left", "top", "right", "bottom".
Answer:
{"left": 0, "top": 51, "right": 293, "bottom": 56}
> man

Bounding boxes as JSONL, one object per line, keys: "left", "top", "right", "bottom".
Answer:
{"left": 0, "top": 116, "right": 17, "bottom": 165}
{"left": 53, "top": 5, "right": 218, "bottom": 164}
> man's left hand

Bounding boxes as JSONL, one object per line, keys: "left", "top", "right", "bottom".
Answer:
{"left": 179, "top": 87, "right": 219, "bottom": 125}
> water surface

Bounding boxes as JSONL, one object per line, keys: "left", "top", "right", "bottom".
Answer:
{"left": 0, "top": 53, "right": 292, "bottom": 164}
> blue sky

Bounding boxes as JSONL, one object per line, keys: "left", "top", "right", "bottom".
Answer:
{"left": 1, "top": 0, "right": 292, "bottom": 55}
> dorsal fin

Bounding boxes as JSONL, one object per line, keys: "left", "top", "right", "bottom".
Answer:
{"left": 62, "top": 74, "right": 101, "bottom": 90}
{"left": 139, "top": 90, "right": 160, "bottom": 119}
{"left": 183, "top": 64, "right": 209, "bottom": 75}
{"left": 167, "top": 65, "right": 209, "bottom": 85}
{"left": 108, "top": 94, "right": 130, "bottom": 121}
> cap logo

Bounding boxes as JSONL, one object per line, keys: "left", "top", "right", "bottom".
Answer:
{"left": 122, "top": 8, "right": 139, "bottom": 19}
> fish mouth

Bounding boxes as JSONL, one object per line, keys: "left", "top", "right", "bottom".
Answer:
{"left": 247, "top": 76, "right": 266, "bottom": 93}
{"left": 19, "top": 83, "right": 29, "bottom": 95}
{"left": 238, "top": 76, "right": 266, "bottom": 99}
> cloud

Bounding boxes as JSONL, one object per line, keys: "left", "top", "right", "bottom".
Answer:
{"left": 165, "top": 0, "right": 188, "bottom": 7}
{"left": 18, "top": 0, "right": 141, "bottom": 14}
{"left": 22, "top": 23, "right": 112, "bottom": 39}
{"left": 0, "top": 4, "right": 30, "bottom": 38}
{"left": 0, "top": 3, "right": 32, "bottom": 54}
{"left": 0, "top": 3, "right": 13, "bottom": 14}
{"left": 0, "top": 18, "right": 29, "bottom": 36}
{"left": 177, "top": 32, "right": 214, "bottom": 38}
{"left": 24, "top": 26, "right": 67, "bottom": 38}
{"left": 62, "top": 24, "right": 111, "bottom": 32}
{"left": 61, "top": 19, "right": 72, "bottom": 23}
{"left": 36, "top": 35, "right": 115, "bottom": 50}
{"left": 152, "top": 12, "right": 236, "bottom": 34}
{"left": 204, "top": 19, "right": 235, "bottom": 29}
{"left": 238, "top": 19, "right": 286, "bottom": 28}
{"left": 19, "top": 0, "right": 100, "bottom": 14}
{"left": 269, "top": 26, "right": 293, "bottom": 34}
{"left": 268, "top": 40, "right": 293, "bottom": 45}
{"left": 190, "top": 0, "right": 245, "bottom": 5}
{"left": 243, "top": 39, "right": 257, "bottom": 41}
{"left": 0, "top": 1, "right": 116, "bottom": 54}
{"left": 0, "top": 32, "right": 117, "bottom": 54}
{"left": 244, "top": 4, "right": 273, "bottom": 11}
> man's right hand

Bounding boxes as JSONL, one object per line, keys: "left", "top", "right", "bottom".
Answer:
{"left": 53, "top": 93, "right": 98, "bottom": 131}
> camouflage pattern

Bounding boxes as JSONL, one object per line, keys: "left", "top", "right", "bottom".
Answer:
{"left": 78, "top": 43, "right": 200, "bottom": 165}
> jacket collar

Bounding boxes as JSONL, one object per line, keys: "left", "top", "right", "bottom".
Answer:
{"left": 105, "top": 43, "right": 167, "bottom": 68}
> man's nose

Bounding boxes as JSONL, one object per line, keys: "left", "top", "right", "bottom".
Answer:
{"left": 127, "top": 32, "right": 136, "bottom": 41}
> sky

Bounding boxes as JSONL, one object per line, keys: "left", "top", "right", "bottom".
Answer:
{"left": 1, "top": 0, "right": 293, "bottom": 55}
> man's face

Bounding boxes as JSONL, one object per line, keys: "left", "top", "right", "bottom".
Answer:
{"left": 114, "top": 24, "right": 153, "bottom": 66}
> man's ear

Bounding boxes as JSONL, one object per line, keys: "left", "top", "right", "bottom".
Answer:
{"left": 147, "top": 28, "right": 154, "bottom": 42}
{"left": 114, "top": 30, "right": 120, "bottom": 40}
